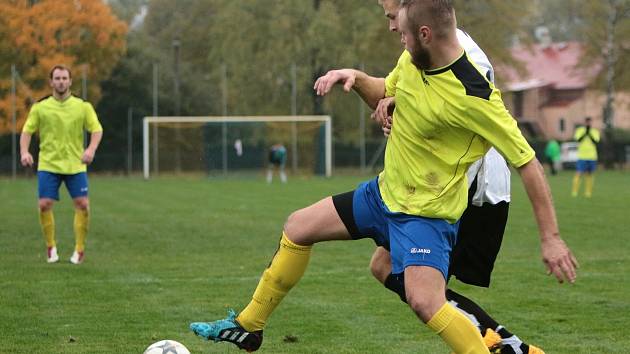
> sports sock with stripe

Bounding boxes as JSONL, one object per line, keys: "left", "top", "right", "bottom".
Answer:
{"left": 237, "top": 232, "right": 312, "bottom": 332}
{"left": 427, "top": 302, "right": 490, "bottom": 354}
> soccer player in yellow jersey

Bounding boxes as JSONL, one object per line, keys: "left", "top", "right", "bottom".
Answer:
{"left": 571, "top": 117, "right": 600, "bottom": 198}
{"left": 190, "top": 1, "right": 577, "bottom": 352}
{"left": 333, "top": 1, "right": 544, "bottom": 353}
{"left": 20, "top": 65, "right": 103, "bottom": 265}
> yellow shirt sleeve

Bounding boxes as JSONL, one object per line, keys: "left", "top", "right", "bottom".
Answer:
{"left": 83, "top": 102, "right": 103, "bottom": 133}
{"left": 385, "top": 51, "right": 409, "bottom": 97}
{"left": 22, "top": 103, "right": 40, "bottom": 134}
{"left": 448, "top": 90, "right": 535, "bottom": 168}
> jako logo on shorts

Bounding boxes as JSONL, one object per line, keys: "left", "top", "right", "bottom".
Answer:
{"left": 410, "top": 248, "right": 431, "bottom": 254}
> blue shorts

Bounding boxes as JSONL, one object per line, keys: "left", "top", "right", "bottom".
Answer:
{"left": 334, "top": 178, "right": 458, "bottom": 280}
{"left": 576, "top": 160, "right": 597, "bottom": 173}
{"left": 38, "top": 171, "right": 89, "bottom": 200}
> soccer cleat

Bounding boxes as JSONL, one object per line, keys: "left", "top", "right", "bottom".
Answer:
{"left": 528, "top": 345, "right": 545, "bottom": 354}
{"left": 47, "top": 246, "right": 59, "bottom": 263}
{"left": 190, "top": 309, "right": 263, "bottom": 352}
{"left": 483, "top": 328, "right": 502, "bottom": 353}
{"left": 70, "top": 250, "right": 84, "bottom": 264}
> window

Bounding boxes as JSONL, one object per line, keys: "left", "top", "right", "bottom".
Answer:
{"left": 559, "top": 118, "right": 565, "bottom": 133}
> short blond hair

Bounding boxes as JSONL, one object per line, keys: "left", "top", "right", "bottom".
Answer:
{"left": 49, "top": 65, "right": 72, "bottom": 79}
{"left": 400, "top": 0, "right": 455, "bottom": 39}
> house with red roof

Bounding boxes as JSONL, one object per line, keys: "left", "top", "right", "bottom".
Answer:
{"left": 497, "top": 41, "right": 630, "bottom": 141}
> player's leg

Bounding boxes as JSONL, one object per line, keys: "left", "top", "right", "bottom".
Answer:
{"left": 445, "top": 290, "right": 544, "bottom": 354}
{"left": 371, "top": 246, "right": 507, "bottom": 352}
{"left": 572, "top": 160, "right": 585, "bottom": 197}
{"left": 266, "top": 165, "right": 273, "bottom": 183}
{"left": 405, "top": 266, "right": 489, "bottom": 353}
{"left": 66, "top": 172, "right": 90, "bottom": 264}
{"left": 190, "top": 178, "right": 388, "bottom": 351}
{"left": 190, "top": 195, "right": 352, "bottom": 350}
{"left": 279, "top": 163, "right": 287, "bottom": 183}
{"left": 391, "top": 216, "right": 488, "bottom": 353}
{"left": 235, "top": 196, "right": 351, "bottom": 330}
{"left": 583, "top": 161, "right": 596, "bottom": 198}
{"left": 37, "top": 171, "right": 61, "bottom": 263}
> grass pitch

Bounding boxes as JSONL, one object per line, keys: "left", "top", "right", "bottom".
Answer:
{"left": 1, "top": 170, "right": 629, "bottom": 353}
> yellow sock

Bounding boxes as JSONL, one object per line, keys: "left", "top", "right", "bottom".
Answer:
{"left": 571, "top": 174, "right": 581, "bottom": 197}
{"left": 74, "top": 209, "right": 89, "bottom": 252}
{"left": 584, "top": 174, "right": 594, "bottom": 197}
{"left": 427, "top": 302, "right": 489, "bottom": 354}
{"left": 236, "top": 232, "right": 312, "bottom": 331}
{"left": 39, "top": 210, "right": 56, "bottom": 248}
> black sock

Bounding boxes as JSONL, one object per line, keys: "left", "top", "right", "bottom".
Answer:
{"left": 446, "top": 289, "right": 499, "bottom": 330}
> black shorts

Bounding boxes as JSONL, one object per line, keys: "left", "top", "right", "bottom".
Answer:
{"left": 332, "top": 184, "right": 509, "bottom": 288}
{"left": 448, "top": 200, "right": 509, "bottom": 287}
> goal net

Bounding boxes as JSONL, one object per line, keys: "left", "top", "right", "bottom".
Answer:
{"left": 142, "top": 116, "right": 332, "bottom": 179}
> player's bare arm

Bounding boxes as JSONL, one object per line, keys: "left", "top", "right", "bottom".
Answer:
{"left": 81, "top": 131, "right": 103, "bottom": 165}
{"left": 518, "top": 158, "right": 579, "bottom": 283}
{"left": 314, "top": 69, "right": 386, "bottom": 109}
{"left": 19, "top": 132, "right": 34, "bottom": 167}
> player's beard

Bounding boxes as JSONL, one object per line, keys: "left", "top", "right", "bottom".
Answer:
{"left": 409, "top": 35, "right": 432, "bottom": 70}
{"left": 54, "top": 86, "right": 69, "bottom": 97}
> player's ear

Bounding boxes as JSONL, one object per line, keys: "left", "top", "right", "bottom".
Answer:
{"left": 419, "top": 26, "right": 431, "bottom": 43}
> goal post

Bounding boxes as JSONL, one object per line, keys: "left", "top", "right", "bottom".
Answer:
{"left": 142, "top": 115, "right": 332, "bottom": 179}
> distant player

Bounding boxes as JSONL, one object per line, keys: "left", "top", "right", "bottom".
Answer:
{"left": 571, "top": 117, "right": 600, "bottom": 197}
{"left": 266, "top": 143, "right": 287, "bottom": 183}
{"left": 20, "top": 65, "right": 103, "bottom": 264}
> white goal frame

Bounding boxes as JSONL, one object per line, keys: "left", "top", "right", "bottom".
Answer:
{"left": 143, "top": 115, "right": 332, "bottom": 179}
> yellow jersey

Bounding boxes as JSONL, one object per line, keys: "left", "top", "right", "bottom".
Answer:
{"left": 22, "top": 95, "right": 103, "bottom": 174}
{"left": 574, "top": 126, "right": 599, "bottom": 161}
{"left": 380, "top": 51, "right": 534, "bottom": 223}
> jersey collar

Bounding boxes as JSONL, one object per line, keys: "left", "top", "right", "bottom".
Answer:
{"left": 425, "top": 50, "right": 466, "bottom": 76}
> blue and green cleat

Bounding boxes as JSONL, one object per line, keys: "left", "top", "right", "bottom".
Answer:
{"left": 190, "top": 309, "right": 263, "bottom": 352}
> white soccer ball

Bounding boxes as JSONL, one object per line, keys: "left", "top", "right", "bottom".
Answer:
{"left": 143, "top": 340, "right": 190, "bottom": 354}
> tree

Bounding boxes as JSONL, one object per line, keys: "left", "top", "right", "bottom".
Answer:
{"left": 457, "top": 0, "right": 535, "bottom": 68}
{"left": 0, "top": 0, "right": 127, "bottom": 134}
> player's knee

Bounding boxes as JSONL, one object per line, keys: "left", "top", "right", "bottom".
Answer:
{"left": 283, "top": 209, "right": 311, "bottom": 245}
{"left": 406, "top": 288, "right": 444, "bottom": 322}
{"left": 38, "top": 199, "right": 53, "bottom": 211}
{"left": 73, "top": 198, "right": 89, "bottom": 210}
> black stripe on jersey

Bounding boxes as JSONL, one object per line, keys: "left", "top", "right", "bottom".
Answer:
{"left": 37, "top": 95, "right": 52, "bottom": 102}
{"left": 426, "top": 53, "right": 492, "bottom": 100}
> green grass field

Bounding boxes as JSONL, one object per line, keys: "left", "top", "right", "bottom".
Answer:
{"left": 1, "top": 170, "right": 629, "bottom": 353}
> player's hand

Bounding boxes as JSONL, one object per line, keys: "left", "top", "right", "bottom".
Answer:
{"left": 541, "top": 236, "right": 579, "bottom": 284}
{"left": 382, "top": 116, "right": 392, "bottom": 137}
{"left": 81, "top": 148, "right": 95, "bottom": 165}
{"left": 314, "top": 69, "right": 356, "bottom": 96}
{"left": 372, "top": 97, "right": 395, "bottom": 137}
{"left": 20, "top": 152, "right": 34, "bottom": 167}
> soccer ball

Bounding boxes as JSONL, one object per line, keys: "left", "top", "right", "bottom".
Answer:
{"left": 143, "top": 340, "right": 190, "bottom": 354}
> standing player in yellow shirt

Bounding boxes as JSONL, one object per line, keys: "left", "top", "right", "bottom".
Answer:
{"left": 571, "top": 117, "right": 600, "bottom": 198}
{"left": 20, "top": 65, "right": 103, "bottom": 264}
{"left": 190, "top": 1, "right": 577, "bottom": 352}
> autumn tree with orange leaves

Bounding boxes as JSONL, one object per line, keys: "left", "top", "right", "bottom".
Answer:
{"left": 0, "top": 0, "right": 127, "bottom": 134}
